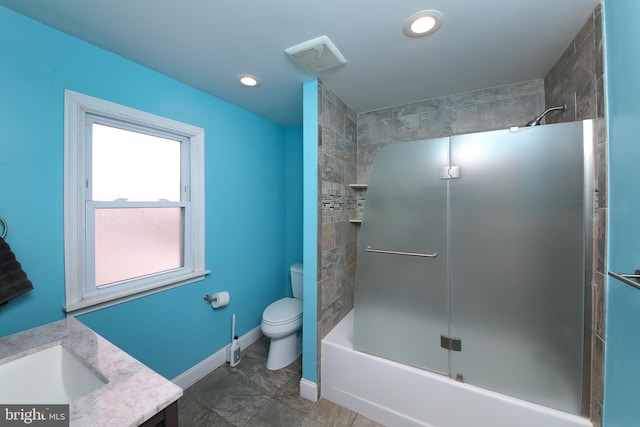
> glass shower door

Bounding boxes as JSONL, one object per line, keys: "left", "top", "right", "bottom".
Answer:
{"left": 448, "top": 121, "right": 589, "bottom": 414}
{"left": 353, "top": 138, "right": 449, "bottom": 373}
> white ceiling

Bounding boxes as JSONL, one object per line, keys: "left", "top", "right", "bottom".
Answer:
{"left": 0, "top": 0, "right": 600, "bottom": 127}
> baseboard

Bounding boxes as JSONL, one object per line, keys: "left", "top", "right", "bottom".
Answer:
{"left": 299, "top": 378, "right": 319, "bottom": 402}
{"left": 172, "top": 325, "right": 263, "bottom": 390}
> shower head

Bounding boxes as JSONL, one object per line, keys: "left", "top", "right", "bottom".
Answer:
{"left": 525, "top": 105, "right": 566, "bottom": 127}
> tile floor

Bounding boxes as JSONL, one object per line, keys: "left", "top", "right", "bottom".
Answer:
{"left": 177, "top": 337, "right": 384, "bottom": 427}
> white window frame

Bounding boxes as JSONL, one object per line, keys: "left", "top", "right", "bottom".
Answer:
{"left": 63, "top": 90, "right": 209, "bottom": 315}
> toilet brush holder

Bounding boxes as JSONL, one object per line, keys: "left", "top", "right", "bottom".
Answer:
{"left": 227, "top": 314, "right": 241, "bottom": 367}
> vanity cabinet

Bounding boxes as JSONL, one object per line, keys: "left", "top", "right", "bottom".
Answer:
{"left": 139, "top": 401, "right": 178, "bottom": 427}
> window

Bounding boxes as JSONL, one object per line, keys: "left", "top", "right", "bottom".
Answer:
{"left": 64, "top": 90, "right": 208, "bottom": 314}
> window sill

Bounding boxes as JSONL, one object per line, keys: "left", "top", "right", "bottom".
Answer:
{"left": 63, "top": 269, "right": 211, "bottom": 316}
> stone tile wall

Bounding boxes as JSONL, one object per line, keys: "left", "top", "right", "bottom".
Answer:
{"left": 316, "top": 82, "right": 358, "bottom": 357}
{"left": 356, "top": 79, "right": 545, "bottom": 185}
{"left": 544, "top": 5, "right": 606, "bottom": 426}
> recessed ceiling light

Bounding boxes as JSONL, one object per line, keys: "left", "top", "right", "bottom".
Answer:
{"left": 403, "top": 10, "right": 443, "bottom": 37}
{"left": 237, "top": 74, "right": 261, "bottom": 87}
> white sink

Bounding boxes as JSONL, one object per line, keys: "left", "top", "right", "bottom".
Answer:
{"left": 0, "top": 344, "right": 107, "bottom": 404}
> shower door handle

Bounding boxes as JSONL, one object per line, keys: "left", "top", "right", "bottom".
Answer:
{"left": 366, "top": 246, "right": 438, "bottom": 258}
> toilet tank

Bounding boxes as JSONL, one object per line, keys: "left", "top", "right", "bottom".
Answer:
{"left": 290, "top": 263, "right": 303, "bottom": 299}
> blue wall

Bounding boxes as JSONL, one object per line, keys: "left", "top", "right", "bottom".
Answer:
{"left": 603, "top": 0, "right": 640, "bottom": 425}
{"left": 0, "top": 6, "right": 302, "bottom": 380}
{"left": 301, "top": 80, "right": 318, "bottom": 384}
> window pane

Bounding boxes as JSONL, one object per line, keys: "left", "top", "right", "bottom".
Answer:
{"left": 94, "top": 207, "right": 183, "bottom": 288}
{"left": 92, "top": 123, "right": 181, "bottom": 201}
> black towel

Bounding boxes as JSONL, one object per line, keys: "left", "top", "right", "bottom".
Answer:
{"left": 0, "top": 237, "right": 33, "bottom": 305}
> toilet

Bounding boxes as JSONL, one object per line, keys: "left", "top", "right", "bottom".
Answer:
{"left": 261, "top": 263, "right": 303, "bottom": 370}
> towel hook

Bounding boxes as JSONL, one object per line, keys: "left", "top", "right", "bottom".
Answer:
{"left": 0, "top": 217, "right": 6, "bottom": 239}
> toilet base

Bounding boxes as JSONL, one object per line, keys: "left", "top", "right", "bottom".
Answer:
{"left": 266, "top": 330, "right": 301, "bottom": 370}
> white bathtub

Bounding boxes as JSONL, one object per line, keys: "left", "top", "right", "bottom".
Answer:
{"left": 321, "top": 310, "right": 592, "bottom": 427}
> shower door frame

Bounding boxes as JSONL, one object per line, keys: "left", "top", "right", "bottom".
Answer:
{"left": 581, "top": 120, "right": 594, "bottom": 417}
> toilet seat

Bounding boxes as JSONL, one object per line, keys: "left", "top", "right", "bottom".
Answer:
{"left": 262, "top": 298, "right": 302, "bottom": 326}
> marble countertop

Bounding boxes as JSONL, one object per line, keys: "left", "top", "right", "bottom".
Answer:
{"left": 0, "top": 317, "right": 183, "bottom": 426}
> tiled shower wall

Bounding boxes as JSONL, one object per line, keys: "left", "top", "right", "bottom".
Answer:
{"left": 316, "top": 81, "right": 358, "bottom": 345}
{"left": 544, "top": 5, "right": 606, "bottom": 426}
{"left": 356, "top": 79, "right": 545, "bottom": 185}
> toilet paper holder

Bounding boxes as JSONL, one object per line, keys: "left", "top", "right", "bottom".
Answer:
{"left": 204, "top": 291, "right": 230, "bottom": 308}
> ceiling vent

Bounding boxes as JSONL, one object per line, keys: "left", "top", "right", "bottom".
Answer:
{"left": 285, "top": 35, "right": 347, "bottom": 73}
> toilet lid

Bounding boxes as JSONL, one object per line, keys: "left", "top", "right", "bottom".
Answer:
{"left": 263, "top": 298, "right": 302, "bottom": 325}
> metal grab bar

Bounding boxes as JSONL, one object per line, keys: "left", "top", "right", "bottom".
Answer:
{"left": 608, "top": 271, "right": 640, "bottom": 291}
{"left": 366, "top": 246, "right": 438, "bottom": 258}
